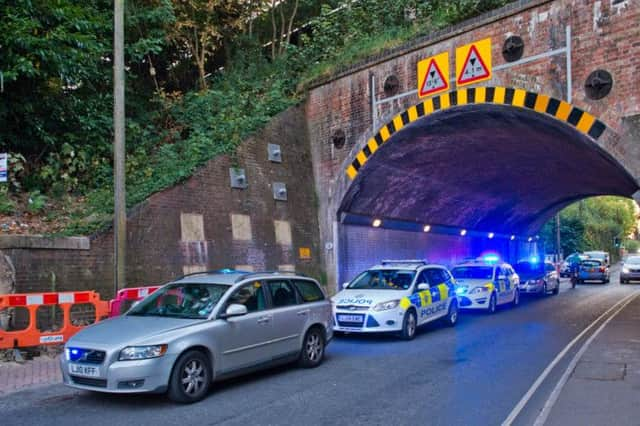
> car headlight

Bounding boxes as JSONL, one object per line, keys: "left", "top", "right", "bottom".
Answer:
{"left": 622, "top": 267, "right": 630, "bottom": 274}
{"left": 119, "top": 345, "right": 168, "bottom": 361}
{"left": 372, "top": 300, "right": 400, "bottom": 311}
{"left": 455, "top": 287, "right": 468, "bottom": 295}
{"left": 470, "top": 286, "right": 490, "bottom": 294}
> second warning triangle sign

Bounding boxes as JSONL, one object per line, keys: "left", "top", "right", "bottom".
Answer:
{"left": 417, "top": 51, "right": 450, "bottom": 98}
{"left": 456, "top": 38, "right": 492, "bottom": 87}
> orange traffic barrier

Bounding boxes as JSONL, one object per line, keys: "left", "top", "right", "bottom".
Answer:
{"left": 109, "top": 286, "right": 161, "bottom": 317}
{"left": 0, "top": 291, "right": 110, "bottom": 349}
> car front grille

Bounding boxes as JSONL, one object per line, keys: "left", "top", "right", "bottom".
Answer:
{"left": 71, "top": 376, "right": 108, "bottom": 388}
{"left": 69, "top": 348, "right": 106, "bottom": 364}
{"left": 336, "top": 305, "right": 369, "bottom": 311}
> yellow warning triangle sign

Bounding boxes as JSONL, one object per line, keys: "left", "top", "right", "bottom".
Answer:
{"left": 419, "top": 58, "right": 449, "bottom": 97}
{"left": 457, "top": 44, "right": 490, "bottom": 85}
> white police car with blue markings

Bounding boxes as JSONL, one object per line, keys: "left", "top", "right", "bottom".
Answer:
{"left": 450, "top": 256, "right": 520, "bottom": 313}
{"left": 331, "top": 260, "right": 458, "bottom": 340}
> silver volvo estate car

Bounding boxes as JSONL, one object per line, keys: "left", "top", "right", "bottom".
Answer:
{"left": 60, "top": 270, "right": 332, "bottom": 403}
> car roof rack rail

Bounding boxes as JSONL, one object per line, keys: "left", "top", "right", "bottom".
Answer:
{"left": 234, "top": 270, "right": 307, "bottom": 283}
{"left": 176, "top": 268, "right": 251, "bottom": 280}
{"left": 380, "top": 259, "right": 428, "bottom": 266}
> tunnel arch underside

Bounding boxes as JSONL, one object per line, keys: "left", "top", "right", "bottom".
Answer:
{"left": 338, "top": 104, "right": 638, "bottom": 236}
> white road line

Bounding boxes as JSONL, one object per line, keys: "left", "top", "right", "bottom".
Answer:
{"left": 533, "top": 292, "right": 640, "bottom": 425}
{"left": 501, "top": 290, "right": 639, "bottom": 426}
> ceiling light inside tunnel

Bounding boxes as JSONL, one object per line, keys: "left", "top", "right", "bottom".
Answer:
{"left": 528, "top": 237, "right": 533, "bottom": 242}
{"left": 510, "top": 235, "right": 516, "bottom": 241}
{"left": 423, "top": 225, "right": 431, "bottom": 232}
{"left": 460, "top": 229, "right": 467, "bottom": 236}
{"left": 488, "top": 232, "right": 495, "bottom": 239}
{"left": 372, "top": 219, "right": 382, "bottom": 228}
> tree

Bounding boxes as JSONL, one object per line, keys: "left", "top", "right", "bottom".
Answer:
{"left": 168, "top": 0, "right": 253, "bottom": 90}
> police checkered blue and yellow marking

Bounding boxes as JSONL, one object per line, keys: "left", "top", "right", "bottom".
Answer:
{"left": 346, "top": 86, "right": 608, "bottom": 180}
{"left": 399, "top": 282, "right": 455, "bottom": 311}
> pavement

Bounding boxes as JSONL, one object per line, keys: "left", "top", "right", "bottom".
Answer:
{"left": 545, "top": 290, "right": 640, "bottom": 426}
{"left": 0, "top": 354, "right": 61, "bottom": 396}
{"left": 0, "top": 274, "right": 638, "bottom": 425}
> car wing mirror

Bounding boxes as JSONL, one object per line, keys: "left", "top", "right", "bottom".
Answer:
{"left": 417, "top": 283, "right": 429, "bottom": 291}
{"left": 220, "top": 303, "right": 248, "bottom": 319}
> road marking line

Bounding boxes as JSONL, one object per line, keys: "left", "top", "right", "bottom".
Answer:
{"left": 533, "top": 292, "right": 640, "bottom": 425}
{"left": 502, "top": 291, "right": 639, "bottom": 426}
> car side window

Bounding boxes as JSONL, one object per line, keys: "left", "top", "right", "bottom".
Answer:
{"left": 425, "top": 269, "right": 443, "bottom": 287}
{"left": 293, "top": 280, "right": 325, "bottom": 303}
{"left": 228, "top": 282, "right": 266, "bottom": 313}
{"left": 267, "top": 280, "right": 298, "bottom": 308}
{"left": 545, "top": 263, "right": 555, "bottom": 272}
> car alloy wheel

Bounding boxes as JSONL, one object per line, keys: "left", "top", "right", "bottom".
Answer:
{"left": 513, "top": 289, "right": 520, "bottom": 306}
{"left": 299, "top": 327, "right": 325, "bottom": 368}
{"left": 446, "top": 302, "right": 458, "bottom": 326}
{"left": 400, "top": 310, "right": 417, "bottom": 340}
{"left": 488, "top": 294, "right": 497, "bottom": 314}
{"left": 542, "top": 282, "right": 547, "bottom": 296}
{"left": 168, "top": 350, "right": 211, "bottom": 403}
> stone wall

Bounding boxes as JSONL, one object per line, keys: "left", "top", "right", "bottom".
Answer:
{"left": 5, "top": 106, "right": 323, "bottom": 297}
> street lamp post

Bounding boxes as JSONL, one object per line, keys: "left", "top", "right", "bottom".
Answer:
{"left": 113, "top": 0, "right": 126, "bottom": 296}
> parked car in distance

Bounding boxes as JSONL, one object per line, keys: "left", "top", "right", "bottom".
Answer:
{"left": 61, "top": 270, "right": 332, "bottom": 403}
{"left": 514, "top": 259, "right": 560, "bottom": 296}
{"left": 583, "top": 250, "right": 610, "bottom": 266}
{"left": 560, "top": 253, "right": 588, "bottom": 277}
{"left": 578, "top": 259, "right": 610, "bottom": 284}
{"left": 451, "top": 256, "right": 520, "bottom": 313}
{"left": 620, "top": 255, "right": 640, "bottom": 284}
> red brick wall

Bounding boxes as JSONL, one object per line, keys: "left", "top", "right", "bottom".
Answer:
{"left": 306, "top": 0, "right": 640, "bottom": 289}
{"left": 7, "top": 106, "right": 323, "bottom": 297}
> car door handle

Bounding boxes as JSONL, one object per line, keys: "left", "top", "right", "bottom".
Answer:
{"left": 297, "top": 309, "right": 310, "bottom": 316}
{"left": 257, "top": 316, "right": 271, "bottom": 324}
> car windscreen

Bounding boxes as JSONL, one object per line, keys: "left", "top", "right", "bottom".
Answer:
{"left": 347, "top": 270, "right": 415, "bottom": 290}
{"left": 626, "top": 256, "right": 640, "bottom": 265}
{"left": 514, "top": 262, "right": 543, "bottom": 275}
{"left": 127, "top": 283, "right": 230, "bottom": 319}
{"left": 451, "top": 266, "right": 494, "bottom": 280}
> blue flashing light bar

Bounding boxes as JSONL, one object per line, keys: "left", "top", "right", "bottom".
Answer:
{"left": 483, "top": 254, "right": 500, "bottom": 263}
{"left": 529, "top": 256, "right": 539, "bottom": 263}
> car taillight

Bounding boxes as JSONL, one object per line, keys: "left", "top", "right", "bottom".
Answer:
{"left": 599, "top": 267, "right": 606, "bottom": 272}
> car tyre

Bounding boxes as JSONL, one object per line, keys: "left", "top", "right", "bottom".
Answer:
{"left": 541, "top": 282, "right": 548, "bottom": 297}
{"left": 553, "top": 281, "right": 560, "bottom": 295}
{"left": 298, "top": 327, "right": 326, "bottom": 368}
{"left": 444, "top": 301, "right": 458, "bottom": 327}
{"left": 168, "top": 350, "right": 211, "bottom": 404}
{"left": 488, "top": 293, "right": 497, "bottom": 314}
{"left": 400, "top": 309, "right": 417, "bottom": 340}
{"left": 512, "top": 289, "right": 520, "bottom": 307}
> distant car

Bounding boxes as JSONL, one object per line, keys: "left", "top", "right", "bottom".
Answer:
{"left": 61, "top": 270, "right": 332, "bottom": 403}
{"left": 583, "top": 250, "right": 610, "bottom": 266}
{"left": 451, "top": 257, "right": 520, "bottom": 313}
{"left": 620, "top": 255, "right": 640, "bottom": 284}
{"left": 578, "top": 259, "right": 610, "bottom": 284}
{"left": 331, "top": 260, "right": 458, "bottom": 340}
{"left": 560, "top": 253, "right": 588, "bottom": 277}
{"left": 514, "top": 260, "right": 560, "bottom": 296}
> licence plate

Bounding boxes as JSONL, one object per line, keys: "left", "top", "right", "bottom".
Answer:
{"left": 69, "top": 363, "right": 100, "bottom": 377}
{"left": 337, "top": 314, "right": 364, "bottom": 323}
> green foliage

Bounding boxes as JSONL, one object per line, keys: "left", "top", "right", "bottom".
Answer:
{"left": 624, "top": 239, "right": 640, "bottom": 254}
{"left": 2, "top": 0, "right": 519, "bottom": 235}
{"left": 541, "top": 196, "right": 638, "bottom": 260}
{"left": 0, "top": 187, "right": 16, "bottom": 215}
{"left": 26, "top": 190, "right": 48, "bottom": 213}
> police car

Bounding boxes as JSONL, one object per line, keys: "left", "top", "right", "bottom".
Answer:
{"left": 331, "top": 260, "right": 458, "bottom": 340}
{"left": 450, "top": 256, "right": 520, "bottom": 313}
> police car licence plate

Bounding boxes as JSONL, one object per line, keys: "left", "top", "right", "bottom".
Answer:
{"left": 69, "top": 363, "right": 100, "bottom": 377}
{"left": 337, "top": 314, "right": 364, "bottom": 323}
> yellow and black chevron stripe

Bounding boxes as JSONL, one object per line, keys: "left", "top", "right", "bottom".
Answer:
{"left": 346, "top": 87, "right": 607, "bottom": 180}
